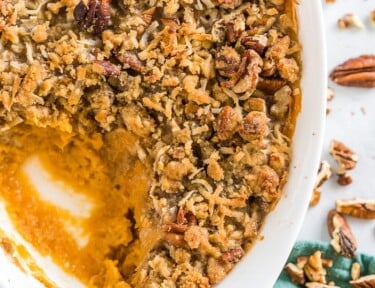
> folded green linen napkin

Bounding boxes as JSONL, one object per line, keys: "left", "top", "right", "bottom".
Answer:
{"left": 275, "top": 241, "right": 375, "bottom": 287}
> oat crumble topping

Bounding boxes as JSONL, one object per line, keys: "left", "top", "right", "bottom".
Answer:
{"left": 0, "top": 0, "right": 301, "bottom": 286}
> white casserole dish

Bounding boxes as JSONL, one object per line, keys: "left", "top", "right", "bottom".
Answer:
{"left": 0, "top": 0, "right": 326, "bottom": 287}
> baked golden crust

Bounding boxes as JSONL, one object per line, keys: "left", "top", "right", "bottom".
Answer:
{"left": 0, "top": 0, "right": 301, "bottom": 287}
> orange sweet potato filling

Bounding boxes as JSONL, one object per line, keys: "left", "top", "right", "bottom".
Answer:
{"left": 0, "top": 126, "right": 151, "bottom": 286}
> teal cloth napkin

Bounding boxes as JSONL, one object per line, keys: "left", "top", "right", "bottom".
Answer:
{"left": 275, "top": 241, "right": 375, "bottom": 287}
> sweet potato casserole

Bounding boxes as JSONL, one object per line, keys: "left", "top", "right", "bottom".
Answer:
{"left": 0, "top": 0, "right": 301, "bottom": 287}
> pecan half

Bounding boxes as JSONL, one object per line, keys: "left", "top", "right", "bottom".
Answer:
{"left": 350, "top": 275, "right": 375, "bottom": 288}
{"left": 284, "top": 263, "right": 306, "bottom": 285}
{"left": 327, "top": 209, "right": 357, "bottom": 258}
{"left": 74, "top": 0, "right": 111, "bottom": 34}
{"left": 336, "top": 199, "right": 375, "bottom": 219}
{"left": 330, "top": 55, "right": 375, "bottom": 88}
{"left": 329, "top": 140, "right": 358, "bottom": 173}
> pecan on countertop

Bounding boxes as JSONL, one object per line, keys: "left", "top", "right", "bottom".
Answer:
{"left": 336, "top": 199, "right": 375, "bottom": 219}
{"left": 327, "top": 209, "right": 357, "bottom": 258}
{"left": 330, "top": 55, "right": 375, "bottom": 88}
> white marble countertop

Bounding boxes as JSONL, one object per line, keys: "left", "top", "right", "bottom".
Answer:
{"left": 298, "top": 0, "right": 375, "bottom": 255}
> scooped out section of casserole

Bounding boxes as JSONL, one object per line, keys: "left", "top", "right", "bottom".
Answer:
{"left": 0, "top": 0, "right": 300, "bottom": 287}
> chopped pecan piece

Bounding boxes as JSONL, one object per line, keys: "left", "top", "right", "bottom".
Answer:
{"left": 327, "top": 209, "right": 357, "bottom": 258}
{"left": 270, "top": 85, "right": 292, "bottom": 119}
{"left": 284, "top": 263, "right": 306, "bottom": 285}
{"left": 256, "top": 78, "right": 286, "bottom": 94}
{"left": 310, "top": 161, "right": 332, "bottom": 207}
{"left": 309, "top": 189, "right": 321, "bottom": 207}
{"left": 350, "top": 275, "right": 375, "bottom": 287}
{"left": 244, "top": 98, "right": 266, "bottom": 113}
{"left": 371, "top": 11, "right": 375, "bottom": 26}
{"left": 74, "top": 0, "right": 111, "bottom": 34}
{"left": 336, "top": 199, "right": 375, "bottom": 219}
{"left": 216, "top": 48, "right": 263, "bottom": 93}
{"left": 162, "top": 223, "right": 188, "bottom": 233}
{"left": 116, "top": 52, "right": 146, "bottom": 73}
{"left": 74, "top": 1, "right": 89, "bottom": 23}
{"left": 222, "top": 247, "right": 245, "bottom": 263}
{"left": 329, "top": 140, "right": 358, "bottom": 173}
{"left": 177, "top": 206, "right": 185, "bottom": 225}
{"left": 161, "top": 18, "right": 180, "bottom": 32}
{"left": 241, "top": 35, "right": 268, "bottom": 55}
{"left": 215, "top": 106, "right": 239, "bottom": 141}
{"left": 226, "top": 21, "right": 244, "bottom": 43}
{"left": 93, "top": 60, "right": 120, "bottom": 77}
{"left": 337, "top": 173, "right": 352, "bottom": 186}
{"left": 315, "top": 161, "right": 332, "bottom": 188}
{"left": 232, "top": 50, "right": 263, "bottom": 94}
{"left": 215, "top": 46, "right": 242, "bottom": 78}
{"left": 327, "top": 87, "right": 334, "bottom": 102}
{"left": 330, "top": 55, "right": 375, "bottom": 88}
{"left": 338, "top": 14, "right": 365, "bottom": 29}
{"left": 303, "top": 251, "right": 327, "bottom": 283}
{"left": 266, "top": 36, "right": 290, "bottom": 61}
{"left": 351, "top": 262, "right": 361, "bottom": 281}
{"left": 163, "top": 207, "right": 197, "bottom": 235}
{"left": 141, "top": 7, "right": 156, "bottom": 26}
{"left": 297, "top": 256, "right": 333, "bottom": 268}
